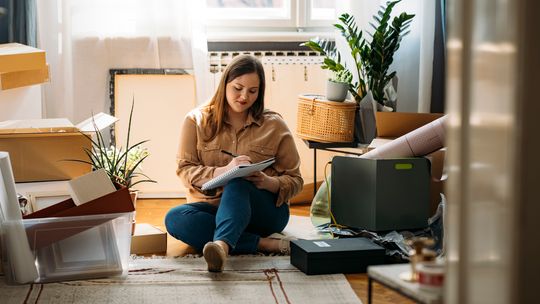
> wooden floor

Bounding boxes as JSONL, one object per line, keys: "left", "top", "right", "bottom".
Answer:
{"left": 136, "top": 198, "right": 414, "bottom": 304}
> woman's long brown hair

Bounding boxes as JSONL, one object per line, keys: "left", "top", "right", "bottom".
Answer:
{"left": 201, "top": 54, "right": 266, "bottom": 141}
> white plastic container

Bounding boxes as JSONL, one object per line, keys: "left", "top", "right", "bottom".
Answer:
{"left": 1, "top": 212, "right": 133, "bottom": 284}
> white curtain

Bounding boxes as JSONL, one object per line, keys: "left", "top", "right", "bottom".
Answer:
{"left": 36, "top": 0, "right": 208, "bottom": 124}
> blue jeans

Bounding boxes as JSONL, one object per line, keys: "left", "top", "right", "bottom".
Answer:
{"left": 165, "top": 178, "right": 290, "bottom": 254}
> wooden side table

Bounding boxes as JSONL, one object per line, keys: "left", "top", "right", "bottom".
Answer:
{"left": 367, "top": 264, "right": 443, "bottom": 304}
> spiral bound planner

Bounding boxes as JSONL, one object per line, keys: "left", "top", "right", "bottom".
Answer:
{"left": 201, "top": 157, "right": 276, "bottom": 190}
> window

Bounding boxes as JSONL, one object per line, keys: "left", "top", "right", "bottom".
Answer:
{"left": 205, "top": 0, "right": 336, "bottom": 30}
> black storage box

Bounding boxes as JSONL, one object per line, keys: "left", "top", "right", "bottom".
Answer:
{"left": 290, "top": 238, "right": 385, "bottom": 275}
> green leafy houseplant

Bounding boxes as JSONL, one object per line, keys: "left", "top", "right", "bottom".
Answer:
{"left": 69, "top": 100, "right": 156, "bottom": 189}
{"left": 329, "top": 69, "right": 353, "bottom": 84}
{"left": 302, "top": 0, "right": 414, "bottom": 109}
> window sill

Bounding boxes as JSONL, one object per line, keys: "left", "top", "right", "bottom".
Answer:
{"left": 206, "top": 30, "right": 333, "bottom": 43}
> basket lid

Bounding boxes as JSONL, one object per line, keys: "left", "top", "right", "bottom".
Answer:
{"left": 298, "top": 94, "right": 356, "bottom": 107}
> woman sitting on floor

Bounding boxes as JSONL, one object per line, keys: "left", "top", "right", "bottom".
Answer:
{"left": 165, "top": 54, "right": 303, "bottom": 272}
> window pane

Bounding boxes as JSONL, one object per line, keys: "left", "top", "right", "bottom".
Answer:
{"left": 206, "top": 0, "right": 285, "bottom": 9}
{"left": 206, "top": 0, "right": 290, "bottom": 20}
{"left": 311, "top": 0, "right": 335, "bottom": 20}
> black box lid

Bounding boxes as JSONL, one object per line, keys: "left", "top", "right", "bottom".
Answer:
{"left": 291, "top": 238, "right": 385, "bottom": 259}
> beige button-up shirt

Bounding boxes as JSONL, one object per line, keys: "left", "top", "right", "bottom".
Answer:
{"left": 177, "top": 108, "right": 303, "bottom": 207}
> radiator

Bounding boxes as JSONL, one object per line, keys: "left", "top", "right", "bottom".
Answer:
{"left": 208, "top": 50, "right": 325, "bottom": 91}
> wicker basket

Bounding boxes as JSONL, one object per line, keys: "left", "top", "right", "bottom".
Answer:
{"left": 296, "top": 94, "right": 357, "bottom": 143}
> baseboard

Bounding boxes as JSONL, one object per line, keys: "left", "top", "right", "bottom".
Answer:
{"left": 137, "top": 191, "right": 186, "bottom": 199}
{"left": 137, "top": 184, "right": 323, "bottom": 203}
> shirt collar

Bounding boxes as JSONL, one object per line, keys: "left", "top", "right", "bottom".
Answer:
{"left": 224, "top": 111, "right": 263, "bottom": 127}
{"left": 246, "top": 112, "right": 263, "bottom": 127}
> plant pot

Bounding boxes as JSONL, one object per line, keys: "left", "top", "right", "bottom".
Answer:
{"left": 326, "top": 80, "right": 349, "bottom": 102}
{"left": 129, "top": 190, "right": 138, "bottom": 235}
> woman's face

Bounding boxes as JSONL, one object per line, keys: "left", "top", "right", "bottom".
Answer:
{"left": 225, "top": 72, "right": 260, "bottom": 115}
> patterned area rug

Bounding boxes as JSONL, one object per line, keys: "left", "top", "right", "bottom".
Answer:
{"left": 2, "top": 255, "right": 362, "bottom": 304}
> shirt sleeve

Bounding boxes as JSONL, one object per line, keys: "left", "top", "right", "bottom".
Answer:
{"left": 176, "top": 115, "right": 216, "bottom": 189}
{"left": 271, "top": 120, "right": 304, "bottom": 207}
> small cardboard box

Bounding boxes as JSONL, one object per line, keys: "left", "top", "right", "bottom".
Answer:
{"left": 131, "top": 223, "right": 167, "bottom": 255}
{"left": 331, "top": 156, "right": 431, "bottom": 232}
{"left": 290, "top": 238, "right": 385, "bottom": 275}
{"left": 375, "top": 112, "right": 444, "bottom": 138}
{"left": 0, "top": 113, "right": 117, "bottom": 182}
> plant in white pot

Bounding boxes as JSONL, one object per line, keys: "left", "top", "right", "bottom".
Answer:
{"left": 67, "top": 100, "right": 156, "bottom": 233}
{"left": 326, "top": 69, "right": 353, "bottom": 102}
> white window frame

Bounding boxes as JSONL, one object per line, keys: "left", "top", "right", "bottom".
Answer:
{"left": 205, "top": 0, "right": 335, "bottom": 30}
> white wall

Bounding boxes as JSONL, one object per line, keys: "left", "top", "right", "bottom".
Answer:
{"left": 0, "top": 85, "right": 42, "bottom": 120}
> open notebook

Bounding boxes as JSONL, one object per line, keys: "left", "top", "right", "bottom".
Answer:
{"left": 201, "top": 157, "right": 276, "bottom": 190}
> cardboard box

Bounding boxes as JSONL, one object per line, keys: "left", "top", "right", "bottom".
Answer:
{"left": 0, "top": 64, "right": 49, "bottom": 90}
{"left": 290, "top": 238, "right": 385, "bottom": 275}
{"left": 0, "top": 43, "right": 46, "bottom": 73}
{"left": 331, "top": 156, "right": 431, "bottom": 231}
{"left": 0, "top": 43, "right": 48, "bottom": 90}
{"left": 130, "top": 223, "right": 167, "bottom": 255}
{"left": 0, "top": 113, "right": 117, "bottom": 182}
{"left": 375, "top": 112, "right": 444, "bottom": 138}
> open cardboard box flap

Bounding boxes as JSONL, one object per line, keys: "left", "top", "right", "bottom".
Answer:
{"left": 0, "top": 113, "right": 118, "bottom": 134}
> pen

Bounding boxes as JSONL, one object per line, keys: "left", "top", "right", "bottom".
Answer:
{"left": 220, "top": 149, "right": 239, "bottom": 158}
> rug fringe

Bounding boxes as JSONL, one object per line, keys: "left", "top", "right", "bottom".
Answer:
{"left": 131, "top": 252, "right": 288, "bottom": 260}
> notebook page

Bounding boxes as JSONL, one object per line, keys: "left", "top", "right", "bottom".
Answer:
{"left": 201, "top": 158, "right": 276, "bottom": 190}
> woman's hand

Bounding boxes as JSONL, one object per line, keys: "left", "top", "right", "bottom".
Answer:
{"left": 244, "top": 171, "right": 280, "bottom": 193}
{"left": 213, "top": 155, "right": 251, "bottom": 178}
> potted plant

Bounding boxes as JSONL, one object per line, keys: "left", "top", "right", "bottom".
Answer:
{"left": 326, "top": 69, "right": 353, "bottom": 102}
{"left": 302, "top": 0, "right": 414, "bottom": 143}
{"left": 303, "top": 0, "right": 414, "bottom": 108}
{"left": 68, "top": 100, "right": 156, "bottom": 205}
